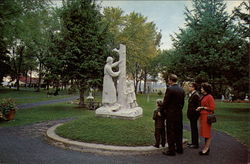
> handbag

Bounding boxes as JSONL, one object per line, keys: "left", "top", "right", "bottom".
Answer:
{"left": 207, "top": 112, "right": 216, "bottom": 124}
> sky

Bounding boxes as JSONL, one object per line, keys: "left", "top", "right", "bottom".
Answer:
{"left": 52, "top": 0, "right": 245, "bottom": 50}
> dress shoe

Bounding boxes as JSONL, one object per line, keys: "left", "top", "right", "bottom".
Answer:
{"left": 199, "top": 149, "right": 210, "bottom": 155}
{"left": 153, "top": 144, "right": 159, "bottom": 148}
{"left": 188, "top": 144, "right": 199, "bottom": 149}
{"left": 162, "top": 151, "right": 176, "bottom": 156}
{"left": 176, "top": 150, "right": 183, "bottom": 154}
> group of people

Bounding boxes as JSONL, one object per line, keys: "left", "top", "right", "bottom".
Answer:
{"left": 153, "top": 74, "right": 215, "bottom": 156}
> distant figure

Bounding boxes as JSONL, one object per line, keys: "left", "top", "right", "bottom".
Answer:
{"left": 161, "top": 74, "right": 185, "bottom": 156}
{"left": 102, "top": 57, "right": 120, "bottom": 107}
{"left": 153, "top": 99, "right": 165, "bottom": 148}
{"left": 125, "top": 81, "right": 138, "bottom": 108}
{"left": 221, "top": 95, "right": 225, "bottom": 101}
{"left": 244, "top": 95, "right": 249, "bottom": 101}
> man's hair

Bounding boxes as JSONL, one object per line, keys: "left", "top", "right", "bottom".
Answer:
{"left": 168, "top": 74, "right": 178, "bottom": 82}
{"left": 201, "top": 82, "right": 212, "bottom": 94}
{"left": 190, "top": 82, "right": 198, "bottom": 90}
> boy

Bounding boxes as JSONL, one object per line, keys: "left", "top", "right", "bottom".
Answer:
{"left": 153, "top": 99, "right": 166, "bottom": 148}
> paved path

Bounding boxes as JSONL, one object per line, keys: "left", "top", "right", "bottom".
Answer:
{"left": 17, "top": 96, "right": 79, "bottom": 109}
{"left": 0, "top": 119, "right": 248, "bottom": 164}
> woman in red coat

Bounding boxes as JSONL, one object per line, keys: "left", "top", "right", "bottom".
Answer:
{"left": 196, "top": 83, "right": 215, "bottom": 155}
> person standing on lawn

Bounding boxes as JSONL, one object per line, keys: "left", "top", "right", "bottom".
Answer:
{"left": 161, "top": 74, "right": 185, "bottom": 156}
{"left": 196, "top": 82, "right": 215, "bottom": 155}
{"left": 152, "top": 99, "right": 166, "bottom": 148}
{"left": 187, "top": 82, "right": 200, "bottom": 148}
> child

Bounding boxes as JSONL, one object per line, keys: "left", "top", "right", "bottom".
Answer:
{"left": 152, "top": 99, "right": 166, "bottom": 148}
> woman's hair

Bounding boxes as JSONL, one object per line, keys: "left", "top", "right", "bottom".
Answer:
{"left": 201, "top": 82, "right": 212, "bottom": 94}
{"left": 189, "top": 82, "right": 198, "bottom": 90}
{"left": 156, "top": 99, "right": 163, "bottom": 106}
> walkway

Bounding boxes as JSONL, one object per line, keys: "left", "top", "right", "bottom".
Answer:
{"left": 17, "top": 96, "right": 79, "bottom": 109}
{"left": 0, "top": 119, "right": 248, "bottom": 164}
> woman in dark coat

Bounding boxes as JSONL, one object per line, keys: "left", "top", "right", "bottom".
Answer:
{"left": 196, "top": 83, "right": 215, "bottom": 155}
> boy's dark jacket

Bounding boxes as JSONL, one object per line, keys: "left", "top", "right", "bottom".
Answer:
{"left": 153, "top": 108, "right": 165, "bottom": 128}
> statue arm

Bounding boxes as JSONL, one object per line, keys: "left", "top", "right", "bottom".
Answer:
{"left": 111, "top": 60, "right": 121, "bottom": 67}
{"left": 106, "top": 66, "right": 120, "bottom": 77}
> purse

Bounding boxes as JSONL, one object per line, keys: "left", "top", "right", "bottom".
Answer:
{"left": 207, "top": 112, "right": 216, "bottom": 124}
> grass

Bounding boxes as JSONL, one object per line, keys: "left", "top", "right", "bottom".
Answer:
{"left": 56, "top": 94, "right": 249, "bottom": 147}
{"left": 56, "top": 94, "right": 189, "bottom": 146}
{"left": 0, "top": 103, "right": 85, "bottom": 127}
{"left": 210, "top": 102, "right": 250, "bottom": 147}
{"left": 0, "top": 88, "right": 249, "bottom": 147}
{"left": 0, "top": 87, "right": 77, "bottom": 104}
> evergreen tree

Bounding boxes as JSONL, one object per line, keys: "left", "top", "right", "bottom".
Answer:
{"left": 169, "top": 0, "right": 248, "bottom": 98}
{"left": 60, "top": 0, "right": 111, "bottom": 106}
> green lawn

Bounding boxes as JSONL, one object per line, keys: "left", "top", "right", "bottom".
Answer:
{"left": 56, "top": 94, "right": 184, "bottom": 146}
{"left": 0, "top": 89, "right": 249, "bottom": 147}
{"left": 56, "top": 94, "right": 249, "bottom": 147}
{"left": 0, "top": 103, "right": 85, "bottom": 127}
{"left": 0, "top": 87, "right": 77, "bottom": 104}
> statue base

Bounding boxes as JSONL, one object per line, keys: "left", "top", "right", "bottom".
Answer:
{"left": 95, "top": 106, "right": 143, "bottom": 120}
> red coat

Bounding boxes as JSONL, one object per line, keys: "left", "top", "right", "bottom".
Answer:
{"left": 199, "top": 94, "right": 215, "bottom": 138}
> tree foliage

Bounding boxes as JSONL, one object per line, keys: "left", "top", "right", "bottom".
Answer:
{"left": 57, "top": 0, "right": 111, "bottom": 106}
{"left": 159, "top": 0, "right": 248, "bottom": 98}
{"left": 103, "top": 7, "right": 161, "bottom": 92}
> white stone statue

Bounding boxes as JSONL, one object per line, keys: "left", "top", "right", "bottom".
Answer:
{"left": 125, "top": 80, "right": 138, "bottom": 108}
{"left": 87, "top": 88, "right": 94, "bottom": 100}
{"left": 102, "top": 57, "right": 120, "bottom": 107}
{"left": 95, "top": 44, "right": 143, "bottom": 119}
{"left": 244, "top": 95, "right": 249, "bottom": 101}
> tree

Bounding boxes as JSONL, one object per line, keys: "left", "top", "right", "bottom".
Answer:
{"left": 0, "top": 0, "right": 50, "bottom": 89}
{"left": 59, "top": 0, "right": 111, "bottom": 106}
{"left": 103, "top": 9, "right": 161, "bottom": 93}
{"left": 168, "top": 0, "right": 248, "bottom": 98}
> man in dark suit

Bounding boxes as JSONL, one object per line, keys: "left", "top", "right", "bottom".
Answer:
{"left": 161, "top": 74, "right": 185, "bottom": 156}
{"left": 187, "top": 82, "right": 200, "bottom": 148}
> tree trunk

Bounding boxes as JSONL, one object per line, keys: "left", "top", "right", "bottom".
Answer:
{"left": 143, "top": 68, "right": 148, "bottom": 94}
{"left": 36, "top": 62, "right": 42, "bottom": 92}
{"left": 16, "top": 45, "right": 24, "bottom": 91}
{"left": 25, "top": 71, "right": 28, "bottom": 87}
{"left": 79, "top": 86, "right": 85, "bottom": 107}
{"left": 138, "top": 79, "right": 142, "bottom": 93}
{"left": 29, "top": 69, "right": 32, "bottom": 87}
{"left": 16, "top": 75, "right": 20, "bottom": 91}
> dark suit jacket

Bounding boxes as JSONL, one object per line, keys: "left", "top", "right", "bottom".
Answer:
{"left": 160, "top": 84, "right": 185, "bottom": 121}
{"left": 187, "top": 91, "right": 200, "bottom": 120}
{"left": 153, "top": 108, "right": 165, "bottom": 128}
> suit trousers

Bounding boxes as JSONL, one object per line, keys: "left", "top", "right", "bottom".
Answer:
{"left": 189, "top": 117, "right": 199, "bottom": 146}
{"left": 154, "top": 128, "right": 166, "bottom": 146}
{"left": 166, "top": 119, "right": 183, "bottom": 152}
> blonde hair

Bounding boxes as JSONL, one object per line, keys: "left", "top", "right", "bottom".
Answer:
{"left": 156, "top": 99, "right": 163, "bottom": 106}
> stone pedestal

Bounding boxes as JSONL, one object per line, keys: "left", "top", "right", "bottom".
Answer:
{"left": 96, "top": 106, "right": 143, "bottom": 120}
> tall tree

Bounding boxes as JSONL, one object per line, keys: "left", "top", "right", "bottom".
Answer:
{"left": 1, "top": 0, "right": 50, "bottom": 89}
{"left": 59, "top": 0, "right": 111, "bottom": 106}
{"left": 103, "top": 9, "right": 161, "bottom": 93}
{"left": 168, "top": 0, "right": 248, "bottom": 98}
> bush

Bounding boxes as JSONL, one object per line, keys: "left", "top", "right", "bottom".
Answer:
{"left": 0, "top": 98, "right": 18, "bottom": 120}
